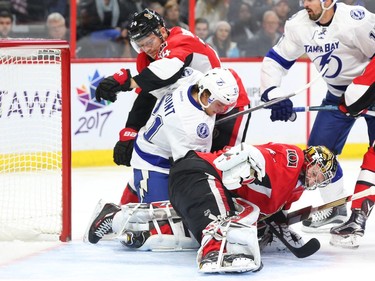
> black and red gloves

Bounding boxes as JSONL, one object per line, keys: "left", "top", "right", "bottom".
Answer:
{"left": 95, "top": 69, "right": 132, "bottom": 102}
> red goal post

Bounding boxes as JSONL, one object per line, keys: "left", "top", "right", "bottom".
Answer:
{"left": 0, "top": 39, "right": 71, "bottom": 242}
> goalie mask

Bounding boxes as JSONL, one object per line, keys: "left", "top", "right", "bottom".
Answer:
{"left": 197, "top": 68, "right": 239, "bottom": 114}
{"left": 303, "top": 145, "right": 337, "bottom": 190}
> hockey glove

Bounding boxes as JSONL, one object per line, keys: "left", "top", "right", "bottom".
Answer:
{"left": 214, "top": 143, "right": 266, "bottom": 185}
{"left": 113, "top": 127, "right": 138, "bottom": 166}
{"left": 338, "top": 96, "right": 365, "bottom": 118}
{"left": 95, "top": 69, "right": 132, "bottom": 102}
{"left": 261, "top": 86, "right": 294, "bottom": 122}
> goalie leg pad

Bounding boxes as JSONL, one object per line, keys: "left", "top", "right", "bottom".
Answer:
{"left": 112, "top": 201, "right": 199, "bottom": 251}
{"left": 197, "top": 199, "right": 262, "bottom": 273}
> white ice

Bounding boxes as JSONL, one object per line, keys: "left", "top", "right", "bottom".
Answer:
{"left": 1, "top": 159, "right": 374, "bottom": 281}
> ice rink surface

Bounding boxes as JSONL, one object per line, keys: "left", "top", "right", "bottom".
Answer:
{"left": 1, "top": 159, "right": 374, "bottom": 281}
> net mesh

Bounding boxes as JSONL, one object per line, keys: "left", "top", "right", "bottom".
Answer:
{"left": 0, "top": 47, "right": 64, "bottom": 240}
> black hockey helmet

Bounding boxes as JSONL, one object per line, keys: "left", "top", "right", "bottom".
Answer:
{"left": 127, "top": 8, "right": 165, "bottom": 42}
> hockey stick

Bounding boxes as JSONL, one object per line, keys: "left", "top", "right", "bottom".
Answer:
{"left": 292, "top": 105, "right": 375, "bottom": 117}
{"left": 286, "top": 186, "right": 375, "bottom": 226}
{"left": 265, "top": 220, "right": 320, "bottom": 258}
{"left": 215, "top": 65, "right": 329, "bottom": 125}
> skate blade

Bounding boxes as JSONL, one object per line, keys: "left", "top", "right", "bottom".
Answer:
{"left": 199, "top": 259, "right": 260, "bottom": 274}
{"left": 329, "top": 234, "right": 361, "bottom": 249}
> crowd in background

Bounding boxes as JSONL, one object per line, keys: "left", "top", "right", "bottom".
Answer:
{"left": 0, "top": 0, "right": 374, "bottom": 58}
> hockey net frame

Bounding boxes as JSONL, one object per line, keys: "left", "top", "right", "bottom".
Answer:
{"left": 0, "top": 39, "right": 71, "bottom": 242}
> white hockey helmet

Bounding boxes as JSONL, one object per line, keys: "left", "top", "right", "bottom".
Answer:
{"left": 197, "top": 68, "right": 239, "bottom": 114}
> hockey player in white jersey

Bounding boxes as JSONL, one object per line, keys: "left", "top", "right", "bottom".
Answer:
{"left": 259, "top": 0, "right": 375, "bottom": 231}
{"left": 130, "top": 67, "right": 239, "bottom": 203}
{"left": 85, "top": 67, "right": 241, "bottom": 252}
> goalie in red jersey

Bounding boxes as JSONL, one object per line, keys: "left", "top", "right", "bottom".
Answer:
{"left": 168, "top": 142, "right": 338, "bottom": 273}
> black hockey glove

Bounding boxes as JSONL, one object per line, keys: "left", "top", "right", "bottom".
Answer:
{"left": 261, "top": 86, "right": 294, "bottom": 122}
{"left": 95, "top": 69, "right": 132, "bottom": 103}
{"left": 113, "top": 127, "right": 138, "bottom": 166}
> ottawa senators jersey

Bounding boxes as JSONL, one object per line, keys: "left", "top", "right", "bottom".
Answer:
{"left": 197, "top": 143, "right": 306, "bottom": 216}
{"left": 345, "top": 56, "right": 375, "bottom": 114}
{"left": 133, "top": 27, "right": 250, "bottom": 107}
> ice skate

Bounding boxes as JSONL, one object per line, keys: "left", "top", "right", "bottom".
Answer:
{"left": 120, "top": 230, "right": 151, "bottom": 248}
{"left": 84, "top": 200, "right": 121, "bottom": 244}
{"left": 301, "top": 204, "right": 347, "bottom": 233}
{"left": 199, "top": 250, "right": 261, "bottom": 273}
{"left": 330, "top": 199, "right": 374, "bottom": 249}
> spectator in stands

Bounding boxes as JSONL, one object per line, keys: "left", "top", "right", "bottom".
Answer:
{"left": 342, "top": 0, "right": 362, "bottom": 5}
{"left": 238, "top": 10, "right": 281, "bottom": 57}
{"left": 163, "top": 0, "right": 189, "bottom": 30}
{"left": 147, "top": 1, "right": 166, "bottom": 17}
{"left": 272, "top": 0, "right": 291, "bottom": 34}
{"left": 76, "top": 0, "right": 126, "bottom": 58}
{"left": 195, "top": 17, "right": 210, "bottom": 42}
{"left": 195, "top": 0, "right": 228, "bottom": 34}
{"left": 252, "top": 0, "right": 274, "bottom": 24}
{"left": 230, "top": 2, "right": 259, "bottom": 46}
{"left": 364, "top": 0, "right": 375, "bottom": 12}
{"left": 0, "top": 10, "right": 14, "bottom": 38}
{"left": 47, "top": 0, "right": 69, "bottom": 18}
{"left": 206, "top": 21, "right": 240, "bottom": 58}
{"left": 46, "top": 12, "right": 69, "bottom": 41}
{"left": 116, "top": 21, "right": 138, "bottom": 58}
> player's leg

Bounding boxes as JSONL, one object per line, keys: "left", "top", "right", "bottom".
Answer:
{"left": 84, "top": 169, "right": 169, "bottom": 244}
{"left": 304, "top": 92, "right": 356, "bottom": 231}
{"left": 111, "top": 201, "right": 200, "bottom": 250}
{"left": 330, "top": 143, "right": 375, "bottom": 248}
{"left": 119, "top": 175, "right": 138, "bottom": 205}
{"left": 133, "top": 168, "right": 169, "bottom": 203}
{"left": 169, "top": 151, "right": 261, "bottom": 273}
{"left": 197, "top": 198, "right": 262, "bottom": 273}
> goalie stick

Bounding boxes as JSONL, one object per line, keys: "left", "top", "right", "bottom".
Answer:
{"left": 215, "top": 65, "right": 329, "bottom": 125}
{"left": 265, "top": 220, "right": 321, "bottom": 259}
{"left": 285, "top": 186, "right": 375, "bottom": 226}
{"left": 259, "top": 186, "right": 375, "bottom": 258}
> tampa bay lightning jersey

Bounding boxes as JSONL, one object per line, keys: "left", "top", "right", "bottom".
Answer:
{"left": 131, "top": 68, "right": 215, "bottom": 174}
{"left": 261, "top": 3, "right": 375, "bottom": 97}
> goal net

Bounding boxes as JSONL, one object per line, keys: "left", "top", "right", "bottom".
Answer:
{"left": 0, "top": 40, "right": 71, "bottom": 242}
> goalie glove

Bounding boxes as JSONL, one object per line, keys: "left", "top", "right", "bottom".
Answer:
{"left": 222, "top": 162, "right": 254, "bottom": 190}
{"left": 113, "top": 127, "right": 138, "bottom": 166}
{"left": 95, "top": 69, "right": 132, "bottom": 102}
{"left": 214, "top": 143, "right": 266, "bottom": 190}
{"left": 261, "top": 86, "right": 294, "bottom": 122}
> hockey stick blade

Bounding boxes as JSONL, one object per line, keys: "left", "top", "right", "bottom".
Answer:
{"left": 286, "top": 186, "right": 375, "bottom": 226}
{"left": 215, "top": 65, "right": 329, "bottom": 125}
{"left": 266, "top": 221, "right": 320, "bottom": 258}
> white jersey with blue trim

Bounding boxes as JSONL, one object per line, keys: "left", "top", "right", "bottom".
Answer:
{"left": 261, "top": 3, "right": 375, "bottom": 97}
{"left": 131, "top": 69, "right": 215, "bottom": 174}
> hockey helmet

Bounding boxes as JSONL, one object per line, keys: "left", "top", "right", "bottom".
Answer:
{"left": 303, "top": 145, "right": 338, "bottom": 190}
{"left": 128, "top": 8, "right": 165, "bottom": 42}
{"left": 197, "top": 68, "right": 239, "bottom": 114}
